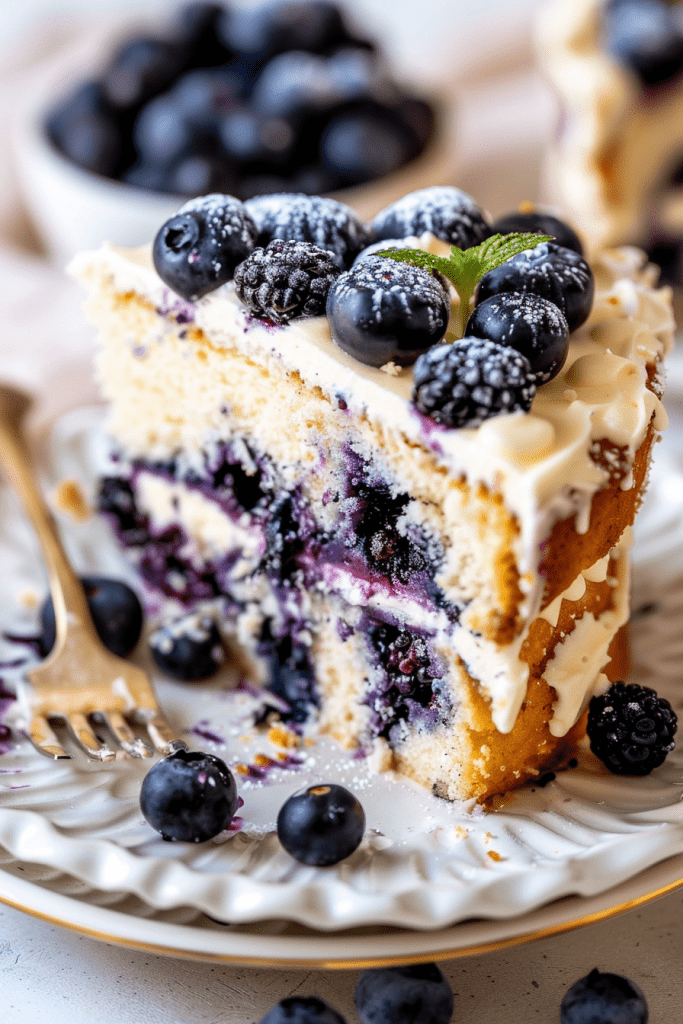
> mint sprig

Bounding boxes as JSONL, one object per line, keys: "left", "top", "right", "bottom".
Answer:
{"left": 377, "top": 232, "right": 553, "bottom": 338}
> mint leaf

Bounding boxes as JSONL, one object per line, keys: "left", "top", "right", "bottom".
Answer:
{"left": 376, "top": 232, "right": 553, "bottom": 338}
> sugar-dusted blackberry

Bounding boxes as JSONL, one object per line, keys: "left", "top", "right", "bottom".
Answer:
{"left": 149, "top": 611, "right": 225, "bottom": 681}
{"left": 465, "top": 291, "right": 570, "bottom": 383}
{"left": 234, "top": 239, "right": 340, "bottom": 322}
{"left": 476, "top": 240, "right": 594, "bottom": 332}
{"left": 258, "top": 997, "right": 347, "bottom": 1024}
{"left": 489, "top": 210, "right": 583, "bottom": 255}
{"left": 140, "top": 748, "right": 238, "bottom": 843}
{"left": 153, "top": 193, "right": 257, "bottom": 300}
{"left": 243, "top": 193, "right": 369, "bottom": 268}
{"left": 355, "top": 964, "right": 454, "bottom": 1024}
{"left": 326, "top": 255, "right": 450, "bottom": 367}
{"left": 277, "top": 782, "right": 365, "bottom": 866}
{"left": 413, "top": 338, "right": 537, "bottom": 429}
{"left": 370, "top": 185, "right": 491, "bottom": 250}
{"left": 587, "top": 681, "right": 677, "bottom": 775}
{"left": 561, "top": 968, "right": 648, "bottom": 1024}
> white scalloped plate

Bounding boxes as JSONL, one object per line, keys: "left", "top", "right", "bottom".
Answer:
{"left": 2, "top": 381, "right": 683, "bottom": 938}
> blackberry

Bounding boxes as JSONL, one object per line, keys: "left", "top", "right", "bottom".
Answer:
{"left": 561, "top": 968, "right": 648, "bottom": 1024}
{"left": 152, "top": 193, "right": 257, "bottom": 300}
{"left": 243, "top": 193, "right": 369, "bottom": 268}
{"left": 587, "top": 681, "right": 677, "bottom": 775}
{"left": 234, "top": 239, "right": 340, "bottom": 322}
{"left": 277, "top": 782, "right": 365, "bottom": 866}
{"left": 465, "top": 291, "right": 570, "bottom": 383}
{"left": 476, "top": 240, "right": 594, "bottom": 332}
{"left": 489, "top": 210, "right": 584, "bottom": 255}
{"left": 326, "top": 255, "right": 450, "bottom": 367}
{"left": 370, "top": 185, "right": 490, "bottom": 250}
{"left": 413, "top": 338, "right": 537, "bottom": 429}
{"left": 355, "top": 964, "right": 454, "bottom": 1024}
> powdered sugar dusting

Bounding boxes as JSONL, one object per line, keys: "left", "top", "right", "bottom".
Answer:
{"left": 179, "top": 193, "right": 257, "bottom": 250}
{"left": 371, "top": 186, "right": 490, "bottom": 249}
{"left": 244, "top": 193, "right": 369, "bottom": 267}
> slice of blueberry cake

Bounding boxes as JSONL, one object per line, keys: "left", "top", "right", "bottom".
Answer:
{"left": 538, "top": 0, "right": 683, "bottom": 281}
{"left": 69, "top": 186, "right": 672, "bottom": 801}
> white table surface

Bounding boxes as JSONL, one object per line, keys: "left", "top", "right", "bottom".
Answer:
{"left": 2, "top": 888, "right": 683, "bottom": 1024}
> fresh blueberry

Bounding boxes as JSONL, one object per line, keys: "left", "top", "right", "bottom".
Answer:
{"left": 258, "top": 997, "right": 347, "bottom": 1024}
{"left": 250, "top": 51, "right": 341, "bottom": 121}
{"left": 326, "top": 255, "right": 450, "bottom": 367}
{"left": 140, "top": 748, "right": 238, "bottom": 842}
{"left": 587, "top": 681, "right": 677, "bottom": 775}
{"left": 560, "top": 968, "right": 648, "bottom": 1024}
{"left": 244, "top": 193, "right": 369, "bottom": 267}
{"left": 277, "top": 783, "right": 365, "bottom": 865}
{"left": 218, "top": 1, "right": 349, "bottom": 66}
{"left": 133, "top": 95, "right": 201, "bottom": 167}
{"left": 219, "top": 106, "right": 297, "bottom": 168}
{"left": 412, "top": 338, "right": 537, "bottom": 428}
{"left": 46, "top": 81, "right": 122, "bottom": 177}
{"left": 489, "top": 210, "right": 584, "bottom": 255}
{"left": 234, "top": 239, "right": 340, "bottom": 322}
{"left": 476, "top": 241, "right": 594, "bottom": 332}
{"left": 354, "top": 964, "right": 454, "bottom": 1024}
{"left": 603, "top": 0, "right": 683, "bottom": 87}
{"left": 370, "top": 185, "right": 491, "bottom": 250}
{"left": 320, "top": 111, "right": 413, "bottom": 185}
{"left": 102, "top": 36, "right": 187, "bottom": 110}
{"left": 173, "top": 66, "right": 246, "bottom": 123}
{"left": 153, "top": 193, "right": 257, "bottom": 300}
{"left": 170, "top": 154, "right": 239, "bottom": 198}
{"left": 465, "top": 291, "right": 570, "bottom": 382}
{"left": 171, "top": 2, "right": 232, "bottom": 68}
{"left": 40, "top": 576, "right": 143, "bottom": 659}
{"left": 149, "top": 612, "right": 225, "bottom": 681}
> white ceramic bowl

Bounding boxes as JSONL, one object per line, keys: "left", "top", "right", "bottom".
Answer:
{"left": 13, "top": 17, "right": 456, "bottom": 266}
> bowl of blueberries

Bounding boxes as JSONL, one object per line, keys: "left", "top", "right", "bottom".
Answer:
{"left": 14, "top": 0, "right": 450, "bottom": 263}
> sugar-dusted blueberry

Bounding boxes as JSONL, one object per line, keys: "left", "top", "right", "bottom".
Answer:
{"left": 465, "top": 291, "right": 570, "bottom": 383}
{"left": 277, "top": 782, "right": 365, "bottom": 865}
{"left": 354, "top": 964, "right": 454, "bottom": 1024}
{"left": 603, "top": 0, "right": 683, "bottom": 87}
{"left": 149, "top": 611, "right": 225, "bottom": 681}
{"left": 40, "top": 576, "right": 143, "bottom": 659}
{"left": 244, "top": 193, "right": 369, "bottom": 268}
{"left": 153, "top": 193, "right": 257, "bottom": 300}
{"left": 370, "top": 185, "right": 490, "bottom": 250}
{"left": 587, "top": 681, "right": 677, "bottom": 775}
{"left": 476, "top": 240, "right": 594, "bottom": 332}
{"left": 489, "top": 210, "right": 583, "bottom": 255}
{"left": 140, "top": 748, "right": 238, "bottom": 843}
{"left": 413, "top": 338, "right": 537, "bottom": 428}
{"left": 560, "top": 968, "right": 648, "bottom": 1024}
{"left": 326, "top": 255, "right": 450, "bottom": 367}
{"left": 235, "top": 239, "right": 340, "bottom": 322}
{"left": 258, "top": 997, "right": 347, "bottom": 1024}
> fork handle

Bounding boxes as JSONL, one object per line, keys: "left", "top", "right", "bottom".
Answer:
{"left": 0, "top": 385, "right": 92, "bottom": 649}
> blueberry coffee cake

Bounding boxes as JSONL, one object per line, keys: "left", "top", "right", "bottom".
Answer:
{"left": 538, "top": 0, "right": 683, "bottom": 281}
{"left": 69, "top": 186, "right": 673, "bottom": 801}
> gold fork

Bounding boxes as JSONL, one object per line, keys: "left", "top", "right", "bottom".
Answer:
{"left": 0, "top": 383, "right": 185, "bottom": 761}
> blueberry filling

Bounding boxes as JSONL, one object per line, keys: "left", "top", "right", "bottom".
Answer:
{"left": 259, "top": 628, "right": 318, "bottom": 724}
{"left": 365, "top": 621, "right": 447, "bottom": 742}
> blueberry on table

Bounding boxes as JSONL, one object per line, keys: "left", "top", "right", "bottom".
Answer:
{"left": 354, "top": 964, "right": 454, "bottom": 1024}
{"left": 40, "top": 576, "right": 143, "bottom": 658}
{"left": 153, "top": 193, "right": 257, "bottom": 300}
{"left": 489, "top": 210, "right": 584, "bottom": 255}
{"left": 560, "top": 968, "right": 648, "bottom": 1024}
{"left": 587, "top": 681, "right": 677, "bottom": 775}
{"left": 257, "top": 997, "right": 348, "bottom": 1024}
{"left": 370, "top": 185, "right": 491, "bottom": 250}
{"left": 140, "top": 749, "right": 238, "bottom": 843}
{"left": 234, "top": 239, "right": 340, "bottom": 322}
{"left": 244, "top": 193, "right": 369, "bottom": 268}
{"left": 149, "top": 612, "right": 225, "bottom": 681}
{"left": 603, "top": 0, "right": 683, "bottom": 87}
{"left": 413, "top": 338, "right": 537, "bottom": 429}
{"left": 465, "top": 291, "right": 570, "bottom": 383}
{"left": 276, "top": 783, "right": 365, "bottom": 865}
{"left": 326, "top": 255, "right": 450, "bottom": 367}
{"left": 476, "top": 240, "right": 594, "bottom": 332}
